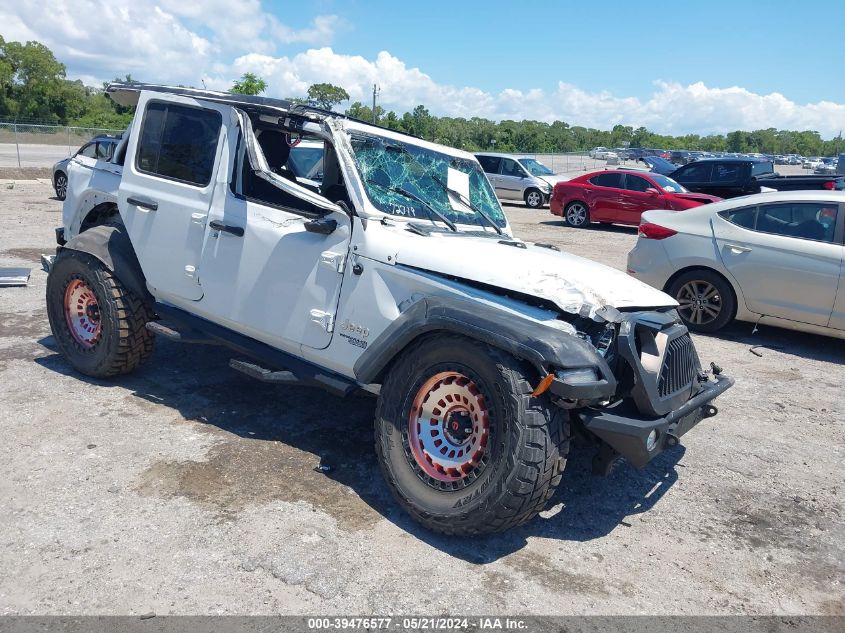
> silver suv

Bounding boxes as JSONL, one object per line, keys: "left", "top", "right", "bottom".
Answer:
{"left": 475, "top": 153, "right": 565, "bottom": 209}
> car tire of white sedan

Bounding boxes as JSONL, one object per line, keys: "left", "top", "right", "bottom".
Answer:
{"left": 46, "top": 250, "right": 155, "bottom": 377}
{"left": 668, "top": 269, "right": 736, "bottom": 333}
{"left": 524, "top": 189, "right": 544, "bottom": 209}
{"left": 564, "top": 201, "right": 590, "bottom": 227}
{"left": 374, "top": 335, "right": 568, "bottom": 535}
{"left": 54, "top": 172, "right": 68, "bottom": 201}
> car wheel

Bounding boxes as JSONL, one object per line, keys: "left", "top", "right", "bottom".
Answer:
{"left": 564, "top": 201, "right": 590, "bottom": 227}
{"left": 46, "top": 250, "right": 155, "bottom": 377}
{"left": 668, "top": 270, "right": 736, "bottom": 333}
{"left": 54, "top": 172, "right": 68, "bottom": 200}
{"left": 374, "top": 335, "right": 568, "bottom": 535}
{"left": 524, "top": 189, "right": 543, "bottom": 209}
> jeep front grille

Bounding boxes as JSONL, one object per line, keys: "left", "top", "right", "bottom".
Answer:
{"left": 658, "top": 333, "right": 696, "bottom": 397}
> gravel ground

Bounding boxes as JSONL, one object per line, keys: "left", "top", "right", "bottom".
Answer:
{"left": 0, "top": 181, "right": 842, "bottom": 616}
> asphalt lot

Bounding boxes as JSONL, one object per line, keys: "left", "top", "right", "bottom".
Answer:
{"left": 0, "top": 180, "right": 842, "bottom": 615}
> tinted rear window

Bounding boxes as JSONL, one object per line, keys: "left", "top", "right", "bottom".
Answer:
{"left": 751, "top": 161, "right": 775, "bottom": 177}
{"left": 476, "top": 155, "right": 501, "bottom": 174}
{"left": 136, "top": 101, "right": 222, "bottom": 186}
{"left": 589, "top": 173, "right": 625, "bottom": 188}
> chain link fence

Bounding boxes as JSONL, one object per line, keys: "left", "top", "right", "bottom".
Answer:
{"left": 0, "top": 122, "right": 124, "bottom": 168}
{"left": 502, "top": 152, "right": 638, "bottom": 175}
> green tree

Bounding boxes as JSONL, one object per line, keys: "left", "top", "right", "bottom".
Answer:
{"left": 306, "top": 82, "right": 349, "bottom": 110}
{"left": 230, "top": 72, "right": 267, "bottom": 96}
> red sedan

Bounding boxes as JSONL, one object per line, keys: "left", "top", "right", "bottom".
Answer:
{"left": 550, "top": 170, "right": 721, "bottom": 227}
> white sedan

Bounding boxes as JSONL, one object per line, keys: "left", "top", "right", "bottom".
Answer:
{"left": 626, "top": 191, "right": 845, "bottom": 339}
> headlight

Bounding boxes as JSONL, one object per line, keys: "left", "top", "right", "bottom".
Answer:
{"left": 539, "top": 182, "right": 552, "bottom": 192}
{"left": 555, "top": 367, "right": 600, "bottom": 385}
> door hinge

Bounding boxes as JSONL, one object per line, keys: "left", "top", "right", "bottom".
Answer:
{"left": 320, "top": 251, "right": 346, "bottom": 274}
{"left": 310, "top": 309, "right": 334, "bottom": 333}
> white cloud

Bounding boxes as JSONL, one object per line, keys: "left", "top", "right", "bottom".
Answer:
{"left": 229, "top": 48, "right": 845, "bottom": 137}
{"left": 0, "top": 0, "right": 343, "bottom": 85}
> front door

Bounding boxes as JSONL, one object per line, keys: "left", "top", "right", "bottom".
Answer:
{"left": 713, "top": 201, "right": 843, "bottom": 326}
{"left": 118, "top": 92, "right": 230, "bottom": 301}
{"left": 620, "top": 173, "right": 664, "bottom": 225}
{"left": 196, "top": 136, "right": 351, "bottom": 351}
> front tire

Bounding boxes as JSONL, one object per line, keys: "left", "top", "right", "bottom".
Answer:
{"left": 667, "top": 269, "right": 736, "bottom": 333}
{"left": 54, "top": 172, "right": 68, "bottom": 200}
{"left": 375, "top": 335, "right": 568, "bottom": 535}
{"left": 524, "top": 189, "right": 544, "bottom": 209}
{"left": 46, "top": 250, "right": 154, "bottom": 377}
{"left": 564, "top": 201, "right": 590, "bottom": 227}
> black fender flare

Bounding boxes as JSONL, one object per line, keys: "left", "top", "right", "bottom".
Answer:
{"left": 353, "top": 296, "right": 612, "bottom": 385}
{"left": 60, "top": 225, "right": 152, "bottom": 305}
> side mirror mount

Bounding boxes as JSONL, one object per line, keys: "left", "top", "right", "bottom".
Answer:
{"left": 645, "top": 187, "right": 660, "bottom": 196}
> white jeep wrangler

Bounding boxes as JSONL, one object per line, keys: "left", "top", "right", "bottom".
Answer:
{"left": 47, "top": 83, "right": 733, "bottom": 535}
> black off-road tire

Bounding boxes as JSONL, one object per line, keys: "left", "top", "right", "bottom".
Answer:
{"left": 375, "top": 335, "right": 569, "bottom": 535}
{"left": 46, "top": 250, "right": 154, "bottom": 377}
{"left": 667, "top": 269, "right": 736, "bottom": 333}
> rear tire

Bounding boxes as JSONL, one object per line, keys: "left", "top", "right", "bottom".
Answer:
{"left": 667, "top": 269, "right": 736, "bottom": 333}
{"left": 375, "top": 335, "right": 568, "bottom": 535}
{"left": 46, "top": 250, "right": 154, "bottom": 377}
{"left": 564, "top": 201, "right": 590, "bottom": 227}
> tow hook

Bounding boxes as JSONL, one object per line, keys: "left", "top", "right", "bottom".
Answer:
{"left": 710, "top": 362, "right": 723, "bottom": 376}
{"left": 701, "top": 404, "right": 718, "bottom": 419}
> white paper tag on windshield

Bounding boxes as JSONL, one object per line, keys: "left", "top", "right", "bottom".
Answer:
{"left": 447, "top": 167, "right": 471, "bottom": 212}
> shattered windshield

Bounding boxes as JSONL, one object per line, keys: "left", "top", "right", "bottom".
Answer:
{"left": 349, "top": 133, "right": 506, "bottom": 229}
{"left": 519, "top": 158, "right": 554, "bottom": 176}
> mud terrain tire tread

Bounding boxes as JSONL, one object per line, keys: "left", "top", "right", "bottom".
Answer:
{"left": 46, "top": 250, "right": 154, "bottom": 377}
{"left": 375, "top": 334, "right": 569, "bottom": 535}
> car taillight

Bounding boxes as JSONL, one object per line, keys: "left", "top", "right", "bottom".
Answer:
{"left": 822, "top": 180, "right": 835, "bottom": 190}
{"left": 638, "top": 222, "right": 677, "bottom": 239}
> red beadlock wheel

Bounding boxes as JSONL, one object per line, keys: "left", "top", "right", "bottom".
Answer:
{"left": 63, "top": 278, "right": 102, "bottom": 348}
{"left": 407, "top": 371, "right": 491, "bottom": 484}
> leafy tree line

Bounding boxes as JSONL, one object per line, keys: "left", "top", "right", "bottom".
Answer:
{"left": 2, "top": 37, "right": 842, "bottom": 156}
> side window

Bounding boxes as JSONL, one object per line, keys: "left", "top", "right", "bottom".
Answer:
{"left": 674, "top": 163, "right": 712, "bottom": 182}
{"left": 136, "top": 101, "right": 222, "bottom": 186}
{"left": 756, "top": 203, "right": 838, "bottom": 243}
{"left": 476, "top": 155, "right": 501, "bottom": 174}
{"left": 588, "top": 173, "right": 625, "bottom": 189}
{"left": 500, "top": 158, "right": 524, "bottom": 177}
{"left": 95, "top": 142, "right": 110, "bottom": 160}
{"left": 721, "top": 206, "right": 756, "bottom": 230}
{"left": 78, "top": 143, "right": 96, "bottom": 158}
{"left": 712, "top": 163, "right": 740, "bottom": 183}
{"left": 624, "top": 175, "right": 652, "bottom": 192}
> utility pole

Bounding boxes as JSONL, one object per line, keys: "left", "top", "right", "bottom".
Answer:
{"left": 372, "top": 84, "right": 380, "bottom": 125}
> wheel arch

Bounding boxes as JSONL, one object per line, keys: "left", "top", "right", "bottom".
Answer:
{"left": 60, "top": 224, "right": 152, "bottom": 306}
{"left": 663, "top": 265, "right": 741, "bottom": 322}
{"left": 354, "top": 296, "right": 607, "bottom": 386}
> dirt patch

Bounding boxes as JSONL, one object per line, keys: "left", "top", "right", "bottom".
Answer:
{"left": 0, "top": 167, "right": 52, "bottom": 180}
{"left": 0, "top": 310, "right": 51, "bottom": 341}
{"left": 2, "top": 248, "right": 52, "bottom": 263}
{"left": 502, "top": 548, "right": 631, "bottom": 597}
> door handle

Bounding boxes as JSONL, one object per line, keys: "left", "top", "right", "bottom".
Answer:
{"left": 126, "top": 196, "right": 158, "bottom": 211}
{"left": 725, "top": 243, "right": 752, "bottom": 253}
{"left": 209, "top": 220, "right": 244, "bottom": 237}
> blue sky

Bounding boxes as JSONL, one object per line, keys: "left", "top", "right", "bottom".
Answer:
{"left": 3, "top": 0, "right": 844, "bottom": 135}
{"left": 285, "top": 0, "right": 842, "bottom": 104}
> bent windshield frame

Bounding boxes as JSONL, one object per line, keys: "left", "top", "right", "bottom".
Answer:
{"left": 349, "top": 134, "right": 506, "bottom": 229}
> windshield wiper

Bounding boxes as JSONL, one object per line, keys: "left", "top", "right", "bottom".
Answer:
{"left": 429, "top": 172, "right": 503, "bottom": 235}
{"left": 383, "top": 143, "right": 502, "bottom": 235}
{"left": 366, "top": 179, "right": 457, "bottom": 232}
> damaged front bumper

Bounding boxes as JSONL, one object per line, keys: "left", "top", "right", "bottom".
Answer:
{"left": 574, "top": 373, "right": 734, "bottom": 468}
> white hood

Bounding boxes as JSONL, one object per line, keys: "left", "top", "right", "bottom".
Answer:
{"left": 394, "top": 233, "right": 676, "bottom": 319}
